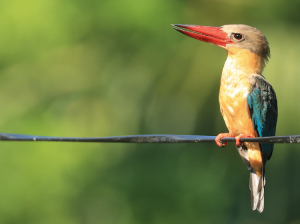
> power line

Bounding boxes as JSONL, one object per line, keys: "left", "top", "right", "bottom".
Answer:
{"left": 0, "top": 133, "right": 299, "bottom": 144}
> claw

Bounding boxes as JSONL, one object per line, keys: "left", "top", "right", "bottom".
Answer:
{"left": 235, "top": 134, "right": 255, "bottom": 146}
{"left": 215, "top": 133, "right": 234, "bottom": 147}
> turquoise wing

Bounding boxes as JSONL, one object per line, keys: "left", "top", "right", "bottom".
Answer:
{"left": 247, "top": 75, "right": 278, "bottom": 162}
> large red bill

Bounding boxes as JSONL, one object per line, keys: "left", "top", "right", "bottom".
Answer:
{"left": 172, "top": 24, "right": 234, "bottom": 48}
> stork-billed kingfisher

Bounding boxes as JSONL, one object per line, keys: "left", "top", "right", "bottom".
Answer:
{"left": 172, "top": 24, "right": 278, "bottom": 213}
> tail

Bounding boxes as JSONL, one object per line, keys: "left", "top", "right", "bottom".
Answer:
{"left": 236, "top": 145, "right": 265, "bottom": 213}
{"left": 249, "top": 169, "right": 265, "bottom": 213}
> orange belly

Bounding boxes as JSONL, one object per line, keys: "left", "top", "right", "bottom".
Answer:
{"left": 219, "top": 62, "right": 263, "bottom": 176}
{"left": 219, "top": 72, "right": 255, "bottom": 136}
{"left": 246, "top": 143, "right": 263, "bottom": 177}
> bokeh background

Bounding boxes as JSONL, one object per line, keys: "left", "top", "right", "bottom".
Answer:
{"left": 0, "top": 0, "right": 299, "bottom": 223}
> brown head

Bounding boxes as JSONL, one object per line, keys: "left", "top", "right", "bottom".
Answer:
{"left": 172, "top": 24, "right": 270, "bottom": 69}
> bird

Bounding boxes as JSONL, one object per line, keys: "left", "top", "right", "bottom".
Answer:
{"left": 172, "top": 24, "right": 278, "bottom": 213}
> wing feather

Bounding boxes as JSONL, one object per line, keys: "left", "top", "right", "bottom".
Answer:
{"left": 247, "top": 75, "right": 278, "bottom": 162}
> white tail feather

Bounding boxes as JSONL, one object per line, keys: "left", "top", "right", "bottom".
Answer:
{"left": 236, "top": 145, "right": 265, "bottom": 212}
{"left": 250, "top": 170, "right": 265, "bottom": 212}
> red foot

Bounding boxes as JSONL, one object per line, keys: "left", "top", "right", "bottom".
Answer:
{"left": 215, "top": 133, "right": 234, "bottom": 147}
{"left": 235, "top": 134, "right": 255, "bottom": 146}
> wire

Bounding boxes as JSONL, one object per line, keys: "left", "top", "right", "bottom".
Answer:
{"left": 0, "top": 133, "right": 299, "bottom": 143}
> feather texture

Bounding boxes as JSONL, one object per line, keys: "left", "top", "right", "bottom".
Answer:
{"left": 236, "top": 144, "right": 265, "bottom": 212}
{"left": 245, "top": 74, "right": 278, "bottom": 212}
{"left": 247, "top": 75, "right": 278, "bottom": 162}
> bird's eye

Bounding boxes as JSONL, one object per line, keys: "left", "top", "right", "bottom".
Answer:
{"left": 233, "top": 33, "right": 243, "bottom": 40}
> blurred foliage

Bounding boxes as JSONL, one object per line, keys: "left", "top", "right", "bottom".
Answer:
{"left": 0, "top": 0, "right": 300, "bottom": 223}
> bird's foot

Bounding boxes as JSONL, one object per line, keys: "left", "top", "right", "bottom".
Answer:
{"left": 215, "top": 133, "right": 234, "bottom": 147}
{"left": 235, "top": 134, "right": 255, "bottom": 146}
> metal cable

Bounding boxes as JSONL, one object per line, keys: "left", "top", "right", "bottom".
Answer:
{"left": 0, "top": 133, "right": 299, "bottom": 144}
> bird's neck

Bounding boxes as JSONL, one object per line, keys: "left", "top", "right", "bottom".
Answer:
{"left": 222, "top": 48, "right": 265, "bottom": 79}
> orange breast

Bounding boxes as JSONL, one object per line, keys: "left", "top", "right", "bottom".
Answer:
{"left": 219, "top": 65, "right": 256, "bottom": 136}
{"left": 219, "top": 48, "right": 264, "bottom": 136}
{"left": 219, "top": 48, "right": 264, "bottom": 176}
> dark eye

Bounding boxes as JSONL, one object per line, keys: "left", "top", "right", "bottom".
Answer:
{"left": 233, "top": 33, "right": 243, "bottom": 40}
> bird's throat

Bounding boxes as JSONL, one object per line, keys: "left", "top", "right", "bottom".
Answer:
{"left": 225, "top": 47, "right": 265, "bottom": 75}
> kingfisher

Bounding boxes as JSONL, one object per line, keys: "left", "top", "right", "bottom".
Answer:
{"left": 172, "top": 24, "right": 278, "bottom": 212}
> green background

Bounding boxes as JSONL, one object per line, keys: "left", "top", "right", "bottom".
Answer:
{"left": 0, "top": 0, "right": 299, "bottom": 223}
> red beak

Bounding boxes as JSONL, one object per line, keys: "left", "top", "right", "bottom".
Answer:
{"left": 172, "top": 24, "right": 234, "bottom": 48}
